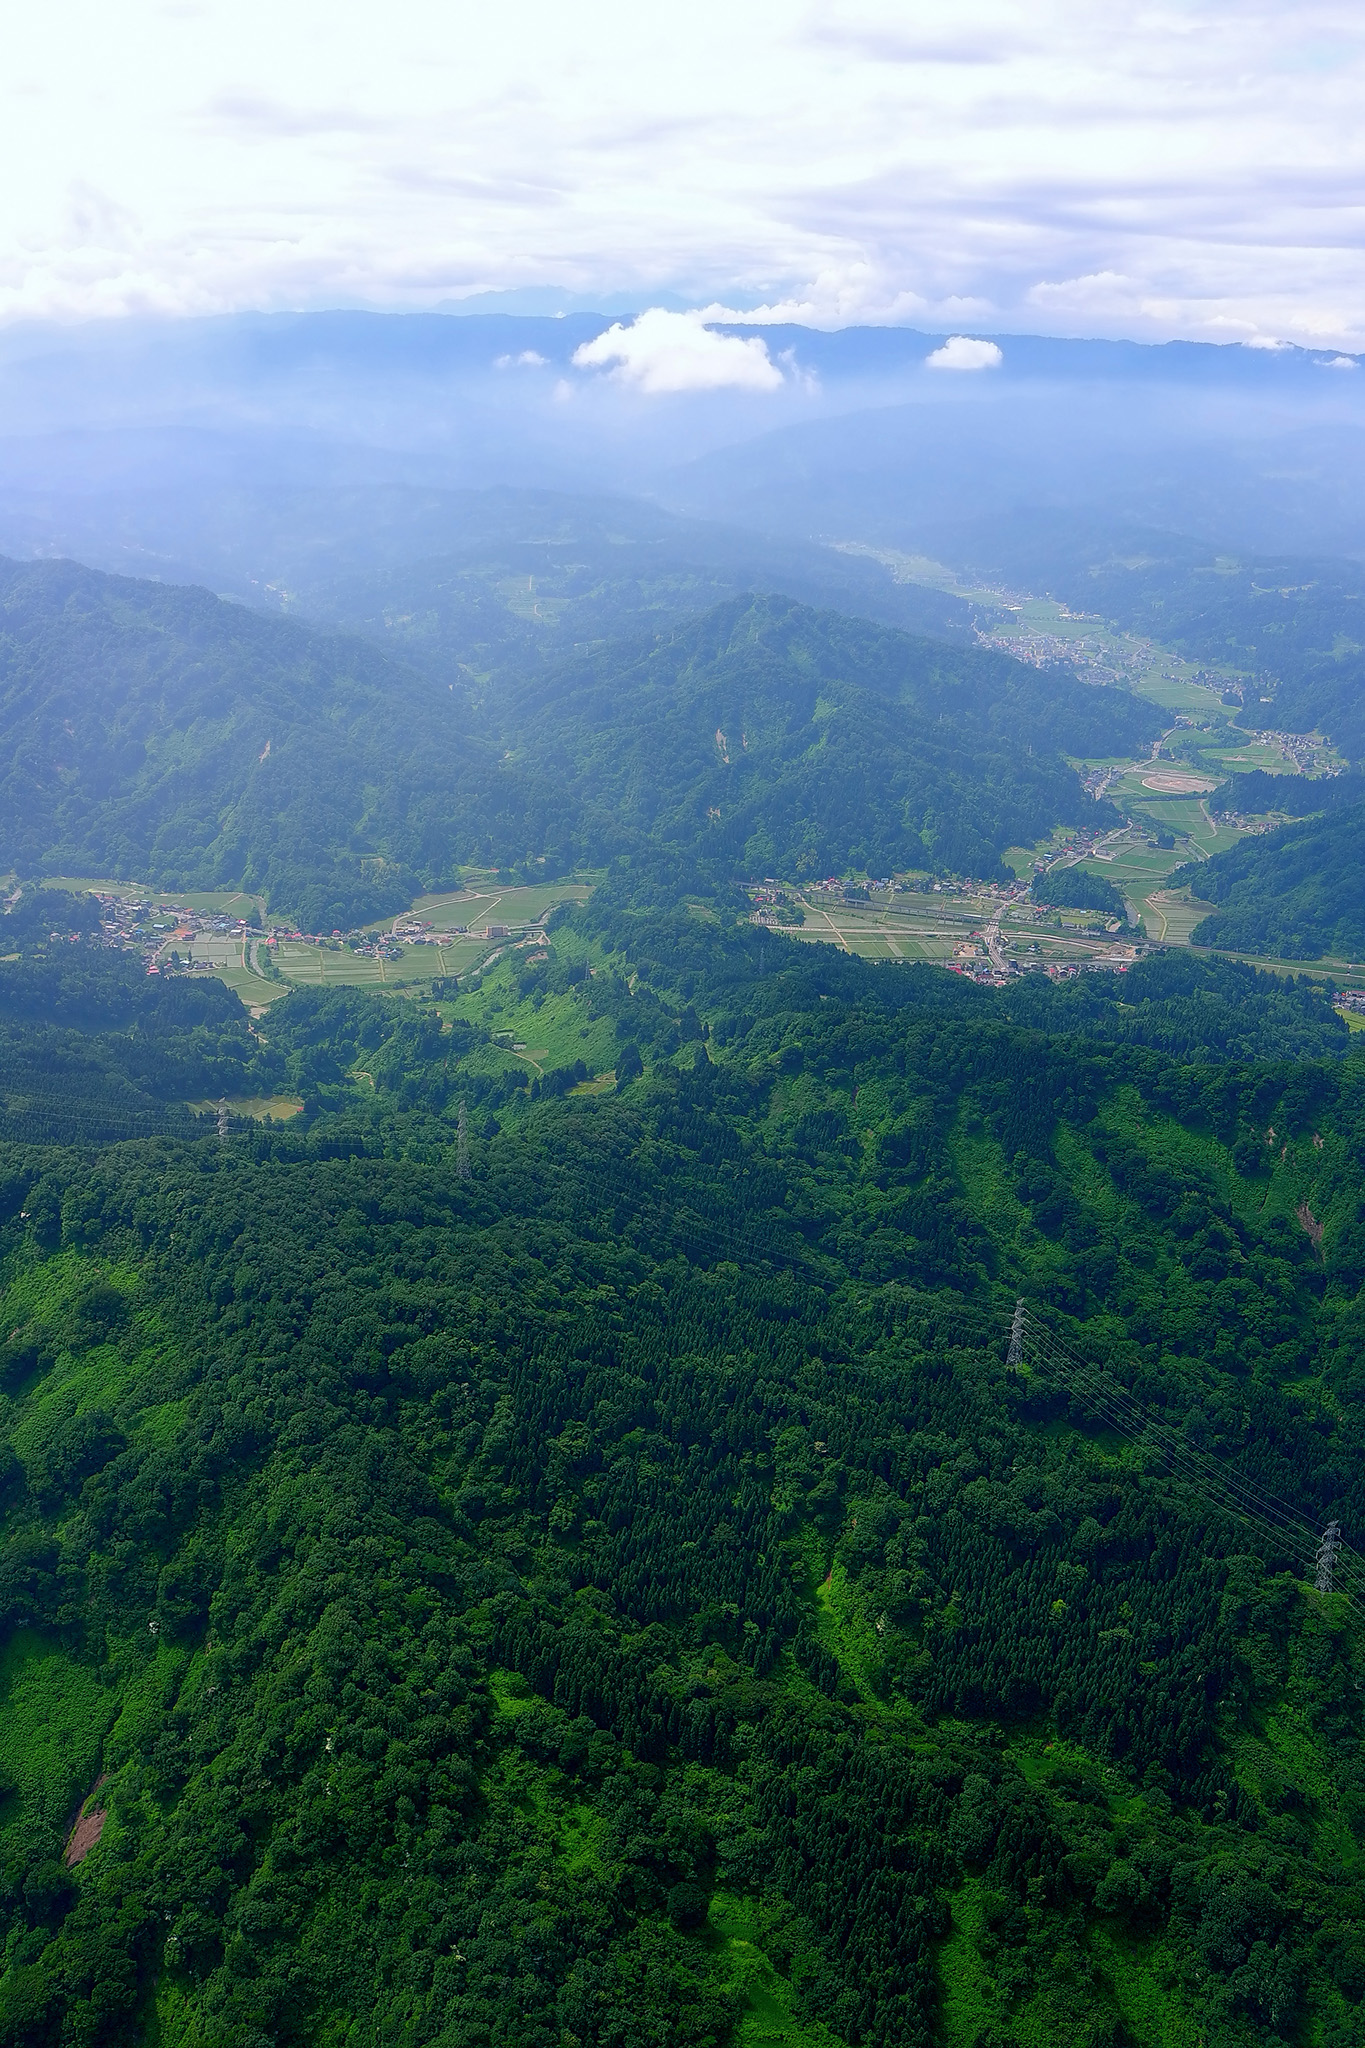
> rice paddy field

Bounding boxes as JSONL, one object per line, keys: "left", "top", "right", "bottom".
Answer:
{"left": 407, "top": 881, "right": 594, "bottom": 926}
{"left": 263, "top": 882, "right": 597, "bottom": 995}
{"left": 30, "top": 876, "right": 600, "bottom": 1009}
{"left": 270, "top": 936, "right": 485, "bottom": 990}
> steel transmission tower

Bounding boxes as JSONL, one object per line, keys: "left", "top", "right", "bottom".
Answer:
{"left": 1006, "top": 1297, "right": 1026, "bottom": 1369}
{"left": 1315, "top": 1521, "right": 1342, "bottom": 1594}
{"left": 456, "top": 1098, "right": 470, "bottom": 1181}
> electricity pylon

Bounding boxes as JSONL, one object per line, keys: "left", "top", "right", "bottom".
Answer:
{"left": 1315, "top": 1521, "right": 1342, "bottom": 1595}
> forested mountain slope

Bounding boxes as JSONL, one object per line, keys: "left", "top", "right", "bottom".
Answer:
{"left": 1208, "top": 770, "right": 1365, "bottom": 819}
{"left": 503, "top": 596, "right": 1160, "bottom": 879}
{"left": 0, "top": 562, "right": 1155, "bottom": 911}
{"left": 1174, "top": 801, "right": 1365, "bottom": 959}
{"left": 0, "top": 556, "right": 487, "bottom": 929}
{"left": 0, "top": 891, "right": 1363, "bottom": 2048}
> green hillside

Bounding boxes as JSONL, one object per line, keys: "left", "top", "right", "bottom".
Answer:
{"left": 506, "top": 595, "right": 1160, "bottom": 880}
{"left": 1208, "top": 770, "right": 1365, "bottom": 820}
{"left": 1031, "top": 868, "right": 1126, "bottom": 916}
{"left": 1, "top": 891, "right": 1364, "bottom": 2048}
{"left": 0, "top": 556, "right": 491, "bottom": 930}
{"left": 1174, "top": 801, "right": 1365, "bottom": 959}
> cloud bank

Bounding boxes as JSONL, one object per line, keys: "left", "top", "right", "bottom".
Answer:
{"left": 1, "top": 0, "right": 1364, "bottom": 346}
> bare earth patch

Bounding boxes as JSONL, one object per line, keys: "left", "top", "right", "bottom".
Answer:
{"left": 64, "top": 1797, "right": 107, "bottom": 1867}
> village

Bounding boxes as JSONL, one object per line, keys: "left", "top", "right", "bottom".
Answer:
{"left": 91, "top": 893, "right": 537, "bottom": 976}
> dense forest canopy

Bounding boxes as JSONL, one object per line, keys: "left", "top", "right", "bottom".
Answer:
{"left": 1, "top": 869, "right": 1364, "bottom": 2048}
{"left": 1208, "top": 770, "right": 1365, "bottom": 820}
{"left": 1174, "top": 800, "right": 1365, "bottom": 960}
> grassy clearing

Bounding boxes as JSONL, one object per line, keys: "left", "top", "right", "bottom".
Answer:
{"left": 0, "top": 1632, "right": 117, "bottom": 1837}
{"left": 936, "top": 1880, "right": 1000, "bottom": 2047}
{"left": 707, "top": 1893, "right": 844, "bottom": 2048}
{"left": 938, "top": 1865, "right": 1194, "bottom": 2048}
{"left": 185, "top": 1094, "right": 304, "bottom": 1120}
{"left": 488, "top": 1669, "right": 535, "bottom": 1718}
{"left": 1088, "top": 1086, "right": 1323, "bottom": 1238}
{"left": 0, "top": 1258, "right": 149, "bottom": 1471}
{"left": 813, "top": 1562, "right": 883, "bottom": 1705}
{"left": 447, "top": 961, "right": 620, "bottom": 1080}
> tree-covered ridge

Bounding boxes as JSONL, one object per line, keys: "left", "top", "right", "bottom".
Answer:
{"left": 502, "top": 596, "right": 1158, "bottom": 880}
{"left": 1208, "top": 770, "right": 1365, "bottom": 820}
{"left": 0, "top": 891, "right": 276, "bottom": 1146}
{"left": 0, "top": 904, "right": 1363, "bottom": 2048}
{"left": 0, "top": 561, "right": 1156, "bottom": 915}
{"left": 1172, "top": 800, "right": 1365, "bottom": 959}
{"left": 0, "top": 556, "right": 493, "bottom": 930}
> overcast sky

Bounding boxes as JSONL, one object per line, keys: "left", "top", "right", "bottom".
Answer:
{"left": 3, "top": 0, "right": 1363, "bottom": 347}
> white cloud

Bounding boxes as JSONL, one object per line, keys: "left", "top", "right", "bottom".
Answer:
{"left": 1243, "top": 335, "right": 1292, "bottom": 350}
{"left": 494, "top": 349, "right": 547, "bottom": 367}
{"left": 571, "top": 309, "right": 783, "bottom": 394}
{"left": 1320, "top": 354, "right": 1359, "bottom": 370}
{"left": 924, "top": 335, "right": 1002, "bottom": 371}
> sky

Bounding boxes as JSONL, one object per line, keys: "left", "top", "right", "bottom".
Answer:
{"left": 3, "top": 0, "right": 1363, "bottom": 349}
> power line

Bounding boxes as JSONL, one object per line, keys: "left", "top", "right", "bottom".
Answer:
{"left": 1007, "top": 1298, "right": 1362, "bottom": 1607}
